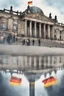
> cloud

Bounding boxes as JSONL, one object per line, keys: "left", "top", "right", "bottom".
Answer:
{"left": 44, "top": 0, "right": 64, "bottom": 14}
{"left": 31, "top": 0, "right": 64, "bottom": 23}
{"left": 0, "top": 0, "right": 64, "bottom": 23}
{"left": 0, "top": 0, "right": 23, "bottom": 9}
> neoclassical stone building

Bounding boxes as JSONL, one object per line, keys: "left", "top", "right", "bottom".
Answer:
{"left": 0, "top": 5, "right": 64, "bottom": 41}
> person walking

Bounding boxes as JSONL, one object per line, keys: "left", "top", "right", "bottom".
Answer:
{"left": 38, "top": 39, "right": 41, "bottom": 46}
{"left": 32, "top": 39, "right": 35, "bottom": 45}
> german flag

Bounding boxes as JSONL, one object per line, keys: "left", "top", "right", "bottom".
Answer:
{"left": 42, "top": 76, "right": 57, "bottom": 88}
{"left": 9, "top": 76, "right": 22, "bottom": 86}
{"left": 28, "top": 1, "right": 32, "bottom": 5}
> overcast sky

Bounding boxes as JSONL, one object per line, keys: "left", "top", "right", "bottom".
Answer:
{"left": 0, "top": 0, "right": 64, "bottom": 23}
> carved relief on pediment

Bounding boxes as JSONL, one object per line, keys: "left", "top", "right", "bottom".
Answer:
{"left": 26, "top": 13, "right": 51, "bottom": 22}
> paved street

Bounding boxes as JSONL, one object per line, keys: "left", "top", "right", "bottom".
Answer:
{"left": 0, "top": 45, "right": 64, "bottom": 56}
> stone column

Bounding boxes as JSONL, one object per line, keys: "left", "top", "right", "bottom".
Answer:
{"left": 48, "top": 25, "right": 50, "bottom": 39}
{"left": 43, "top": 24, "right": 46, "bottom": 39}
{"left": 24, "top": 56, "right": 27, "bottom": 69}
{"left": 34, "top": 57, "right": 36, "bottom": 70}
{"left": 8, "top": 18, "right": 13, "bottom": 32}
{"left": 29, "top": 57, "right": 32, "bottom": 69}
{"left": 34, "top": 22, "right": 37, "bottom": 38}
{"left": 20, "top": 56, "right": 24, "bottom": 69}
{"left": 39, "top": 56, "right": 41, "bottom": 69}
{"left": 18, "top": 56, "right": 22, "bottom": 69}
{"left": 52, "top": 26, "right": 54, "bottom": 39}
{"left": 39, "top": 23, "right": 41, "bottom": 38}
{"left": 52, "top": 56, "right": 54, "bottom": 67}
{"left": 17, "top": 21, "right": 21, "bottom": 35}
{"left": 48, "top": 56, "right": 50, "bottom": 67}
{"left": 25, "top": 20, "right": 27, "bottom": 37}
{"left": 56, "top": 56, "right": 59, "bottom": 67}
{"left": 44, "top": 56, "right": 46, "bottom": 68}
{"left": 51, "top": 26, "right": 54, "bottom": 39}
{"left": 30, "top": 21, "right": 32, "bottom": 37}
{"left": 8, "top": 56, "right": 12, "bottom": 66}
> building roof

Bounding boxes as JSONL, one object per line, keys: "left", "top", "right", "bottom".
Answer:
{"left": 22, "top": 6, "right": 55, "bottom": 24}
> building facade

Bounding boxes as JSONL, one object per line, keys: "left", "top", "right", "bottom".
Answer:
{"left": 0, "top": 6, "right": 64, "bottom": 41}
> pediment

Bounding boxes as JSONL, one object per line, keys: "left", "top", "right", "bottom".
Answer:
{"left": 24, "top": 13, "right": 54, "bottom": 23}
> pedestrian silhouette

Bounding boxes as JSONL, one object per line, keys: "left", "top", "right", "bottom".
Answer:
{"left": 7, "top": 34, "right": 12, "bottom": 44}
{"left": 22, "top": 39, "right": 25, "bottom": 45}
{"left": 27, "top": 39, "right": 30, "bottom": 46}
{"left": 32, "top": 39, "right": 35, "bottom": 45}
{"left": 38, "top": 39, "right": 40, "bottom": 46}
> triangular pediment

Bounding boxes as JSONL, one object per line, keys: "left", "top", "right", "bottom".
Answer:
{"left": 23, "top": 13, "right": 54, "bottom": 23}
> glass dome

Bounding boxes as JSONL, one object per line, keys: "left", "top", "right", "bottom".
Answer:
{"left": 29, "top": 6, "right": 44, "bottom": 14}
{"left": 24, "top": 6, "right": 44, "bottom": 15}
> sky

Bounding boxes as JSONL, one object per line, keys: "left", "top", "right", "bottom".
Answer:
{"left": 0, "top": 0, "right": 64, "bottom": 23}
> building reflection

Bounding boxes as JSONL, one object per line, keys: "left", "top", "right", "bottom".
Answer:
{"left": 0, "top": 55, "right": 64, "bottom": 70}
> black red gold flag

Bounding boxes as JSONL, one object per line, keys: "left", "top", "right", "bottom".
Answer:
{"left": 28, "top": 1, "right": 32, "bottom": 5}
{"left": 42, "top": 76, "right": 57, "bottom": 88}
{"left": 9, "top": 76, "right": 22, "bottom": 86}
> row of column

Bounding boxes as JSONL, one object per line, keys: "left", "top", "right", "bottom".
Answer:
{"left": 17, "top": 56, "right": 63, "bottom": 70}
{"left": 25, "top": 20, "right": 54, "bottom": 39}
{"left": 0, "top": 55, "right": 63, "bottom": 70}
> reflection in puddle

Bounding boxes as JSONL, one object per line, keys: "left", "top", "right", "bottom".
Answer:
{"left": 35, "top": 69, "right": 64, "bottom": 96}
{"left": 0, "top": 54, "right": 64, "bottom": 96}
{"left": 0, "top": 54, "right": 64, "bottom": 70}
{"left": 0, "top": 72, "right": 29, "bottom": 96}
{"left": 0, "top": 69, "right": 64, "bottom": 96}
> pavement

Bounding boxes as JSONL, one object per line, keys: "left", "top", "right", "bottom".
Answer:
{"left": 0, "top": 44, "right": 64, "bottom": 56}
